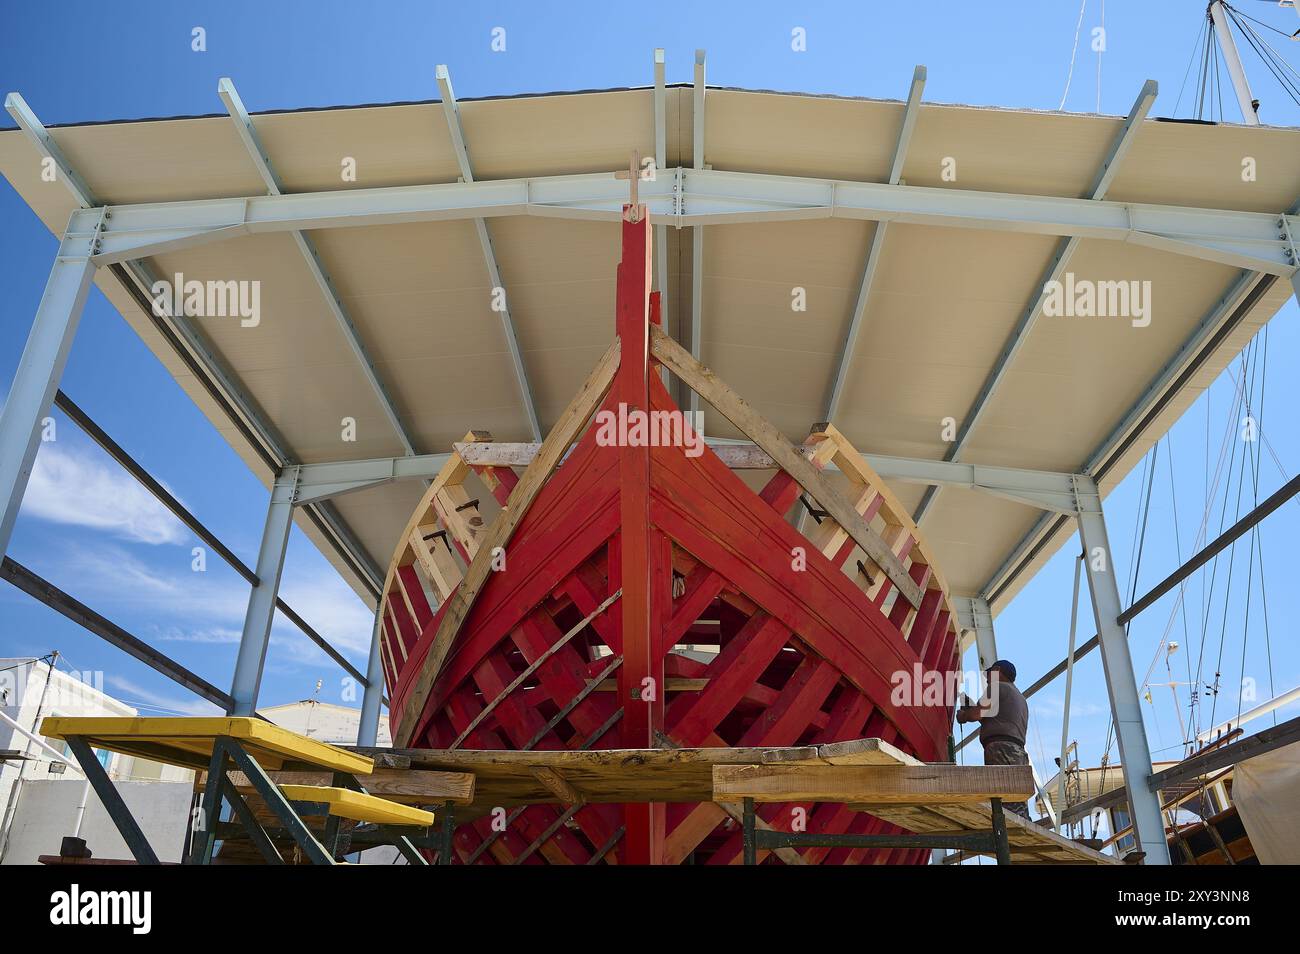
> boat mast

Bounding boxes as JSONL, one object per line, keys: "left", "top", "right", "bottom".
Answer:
{"left": 1208, "top": 1, "right": 1261, "bottom": 124}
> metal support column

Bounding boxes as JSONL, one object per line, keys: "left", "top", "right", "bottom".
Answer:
{"left": 689, "top": 50, "right": 706, "bottom": 420}
{"left": 1074, "top": 476, "right": 1170, "bottom": 864}
{"left": 971, "top": 598, "right": 997, "bottom": 672}
{"left": 0, "top": 245, "right": 96, "bottom": 557}
{"left": 653, "top": 48, "right": 671, "bottom": 392}
{"left": 229, "top": 467, "right": 299, "bottom": 715}
{"left": 953, "top": 596, "right": 998, "bottom": 672}
{"left": 357, "top": 614, "right": 384, "bottom": 745}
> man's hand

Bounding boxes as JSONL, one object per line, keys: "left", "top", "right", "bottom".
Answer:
{"left": 956, "top": 704, "right": 981, "bottom": 725}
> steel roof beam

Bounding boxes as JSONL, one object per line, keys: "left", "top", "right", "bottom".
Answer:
{"left": 435, "top": 66, "right": 542, "bottom": 442}
{"left": 5, "top": 93, "right": 288, "bottom": 467}
{"left": 5, "top": 91, "right": 384, "bottom": 603}
{"left": 70, "top": 167, "right": 1297, "bottom": 280}
{"left": 297, "top": 442, "right": 1080, "bottom": 513}
{"left": 913, "top": 79, "right": 1158, "bottom": 525}
{"left": 981, "top": 250, "right": 1279, "bottom": 608}
{"left": 825, "top": 65, "right": 926, "bottom": 422}
{"left": 218, "top": 78, "right": 419, "bottom": 458}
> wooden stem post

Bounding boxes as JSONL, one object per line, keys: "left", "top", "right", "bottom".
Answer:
{"left": 615, "top": 207, "right": 665, "bottom": 863}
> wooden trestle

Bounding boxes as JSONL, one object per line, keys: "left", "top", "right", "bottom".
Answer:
{"left": 376, "top": 200, "right": 964, "bottom": 865}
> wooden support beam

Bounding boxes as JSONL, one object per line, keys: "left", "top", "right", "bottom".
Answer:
{"left": 199, "top": 766, "right": 476, "bottom": 805}
{"left": 394, "top": 339, "right": 622, "bottom": 746}
{"left": 530, "top": 766, "right": 585, "bottom": 805}
{"left": 649, "top": 326, "right": 923, "bottom": 609}
{"left": 712, "top": 763, "right": 1034, "bottom": 804}
{"left": 409, "top": 523, "right": 462, "bottom": 599}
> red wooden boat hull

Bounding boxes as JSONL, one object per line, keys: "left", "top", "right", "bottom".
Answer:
{"left": 378, "top": 210, "right": 960, "bottom": 864}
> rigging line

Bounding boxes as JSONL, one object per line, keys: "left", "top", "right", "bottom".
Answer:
{"left": 1138, "top": 437, "right": 1197, "bottom": 700}
{"left": 1196, "top": 12, "right": 1213, "bottom": 119}
{"left": 1168, "top": 438, "right": 1198, "bottom": 752}
{"left": 1214, "top": 30, "right": 1226, "bottom": 122}
{"left": 1136, "top": 365, "right": 1243, "bottom": 719}
{"left": 1060, "top": 0, "right": 1089, "bottom": 110}
{"left": 1165, "top": 437, "right": 1195, "bottom": 690}
{"left": 1244, "top": 327, "right": 1276, "bottom": 724}
{"left": 1192, "top": 347, "right": 1252, "bottom": 719}
{"left": 1247, "top": 31, "right": 1300, "bottom": 101}
{"left": 1229, "top": 7, "right": 1300, "bottom": 100}
{"left": 1126, "top": 441, "right": 1160, "bottom": 743}
{"left": 1208, "top": 343, "right": 1261, "bottom": 730}
{"left": 1233, "top": 336, "right": 1268, "bottom": 727}
{"left": 1227, "top": 362, "right": 1298, "bottom": 507}
{"left": 1227, "top": 1, "right": 1300, "bottom": 40}
{"left": 1142, "top": 375, "right": 1245, "bottom": 720}
{"left": 1175, "top": 16, "right": 1211, "bottom": 116}
{"left": 1123, "top": 448, "right": 1154, "bottom": 614}
{"left": 1096, "top": 0, "right": 1105, "bottom": 112}
{"left": 1203, "top": 368, "right": 1212, "bottom": 651}
{"left": 1231, "top": 11, "right": 1300, "bottom": 105}
{"left": 1256, "top": 328, "right": 1276, "bottom": 724}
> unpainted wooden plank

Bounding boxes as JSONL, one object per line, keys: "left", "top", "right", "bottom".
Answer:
{"left": 761, "top": 737, "right": 923, "bottom": 767}
{"left": 200, "top": 767, "right": 475, "bottom": 804}
{"left": 713, "top": 763, "right": 1034, "bottom": 804}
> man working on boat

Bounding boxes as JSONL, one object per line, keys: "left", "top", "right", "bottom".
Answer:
{"left": 956, "top": 660, "right": 1030, "bottom": 818}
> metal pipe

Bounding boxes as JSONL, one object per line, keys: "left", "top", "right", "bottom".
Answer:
{"left": 357, "top": 615, "right": 384, "bottom": 746}
{"left": 0, "top": 708, "right": 79, "bottom": 770}
{"left": 1196, "top": 683, "right": 1300, "bottom": 743}
{"left": 1210, "top": 2, "right": 1260, "bottom": 125}
{"left": 1057, "top": 553, "right": 1083, "bottom": 828}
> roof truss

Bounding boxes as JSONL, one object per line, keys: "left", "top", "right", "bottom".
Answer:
{"left": 435, "top": 65, "right": 542, "bottom": 441}
{"left": 913, "top": 79, "right": 1159, "bottom": 524}
{"left": 217, "top": 78, "right": 421, "bottom": 458}
{"left": 71, "top": 166, "right": 1300, "bottom": 279}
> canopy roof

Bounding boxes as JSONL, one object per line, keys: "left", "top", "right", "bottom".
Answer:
{"left": 3, "top": 75, "right": 1297, "bottom": 617}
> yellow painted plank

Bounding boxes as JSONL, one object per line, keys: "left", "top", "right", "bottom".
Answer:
{"left": 40, "top": 717, "right": 374, "bottom": 775}
{"left": 279, "top": 785, "right": 435, "bottom": 827}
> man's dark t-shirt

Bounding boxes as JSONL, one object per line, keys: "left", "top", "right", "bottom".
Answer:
{"left": 978, "top": 678, "right": 1028, "bottom": 746}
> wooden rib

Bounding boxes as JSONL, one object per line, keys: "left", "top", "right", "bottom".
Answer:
{"left": 448, "top": 590, "right": 622, "bottom": 749}
{"left": 410, "top": 524, "right": 462, "bottom": 599}
{"left": 384, "top": 602, "right": 408, "bottom": 662}
{"left": 434, "top": 482, "right": 485, "bottom": 560}
{"left": 394, "top": 338, "right": 622, "bottom": 747}
{"left": 649, "top": 325, "right": 922, "bottom": 609}
{"left": 808, "top": 423, "right": 954, "bottom": 598}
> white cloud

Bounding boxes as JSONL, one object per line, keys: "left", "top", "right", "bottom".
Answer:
{"left": 155, "top": 625, "right": 242, "bottom": 644}
{"left": 53, "top": 542, "right": 371, "bottom": 674}
{"left": 1031, "top": 694, "right": 1107, "bottom": 719}
{"left": 22, "top": 443, "right": 187, "bottom": 545}
{"left": 104, "top": 673, "right": 221, "bottom": 716}
{"left": 277, "top": 574, "right": 374, "bottom": 656}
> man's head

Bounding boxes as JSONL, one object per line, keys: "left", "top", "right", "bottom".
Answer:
{"left": 987, "top": 659, "right": 1016, "bottom": 684}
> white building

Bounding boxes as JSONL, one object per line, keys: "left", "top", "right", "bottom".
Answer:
{"left": 260, "top": 698, "right": 391, "bottom": 747}
{"left": 0, "top": 657, "right": 193, "bottom": 863}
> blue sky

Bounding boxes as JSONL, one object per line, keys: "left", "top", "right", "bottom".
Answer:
{"left": 2, "top": 1, "right": 1299, "bottom": 777}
